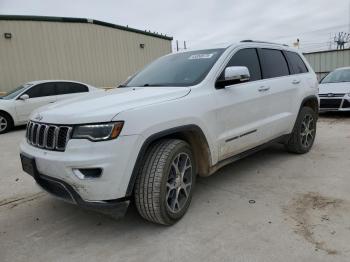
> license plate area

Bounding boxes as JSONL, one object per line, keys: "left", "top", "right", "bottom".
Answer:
{"left": 20, "top": 154, "right": 38, "bottom": 177}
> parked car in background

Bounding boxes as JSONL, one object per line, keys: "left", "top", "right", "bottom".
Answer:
{"left": 0, "top": 80, "right": 101, "bottom": 134}
{"left": 20, "top": 41, "right": 319, "bottom": 225}
{"left": 319, "top": 67, "right": 350, "bottom": 111}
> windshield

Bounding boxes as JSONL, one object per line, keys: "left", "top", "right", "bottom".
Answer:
{"left": 321, "top": 69, "right": 350, "bottom": 84}
{"left": 0, "top": 84, "right": 32, "bottom": 100}
{"left": 124, "top": 48, "right": 225, "bottom": 87}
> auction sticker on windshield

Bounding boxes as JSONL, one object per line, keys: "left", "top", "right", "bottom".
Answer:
{"left": 188, "top": 53, "right": 215, "bottom": 60}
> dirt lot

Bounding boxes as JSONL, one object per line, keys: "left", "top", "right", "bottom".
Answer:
{"left": 1, "top": 113, "right": 350, "bottom": 262}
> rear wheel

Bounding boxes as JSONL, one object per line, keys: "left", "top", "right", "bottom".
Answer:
{"left": 0, "top": 113, "right": 12, "bottom": 134}
{"left": 134, "top": 139, "right": 196, "bottom": 225}
{"left": 285, "top": 107, "right": 317, "bottom": 154}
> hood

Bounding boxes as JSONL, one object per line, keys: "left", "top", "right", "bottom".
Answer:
{"left": 31, "top": 86, "right": 191, "bottom": 124}
{"left": 319, "top": 82, "right": 350, "bottom": 94}
{"left": 0, "top": 98, "right": 13, "bottom": 109}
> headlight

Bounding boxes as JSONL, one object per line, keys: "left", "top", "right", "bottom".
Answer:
{"left": 72, "top": 122, "right": 124, "bottom": 141}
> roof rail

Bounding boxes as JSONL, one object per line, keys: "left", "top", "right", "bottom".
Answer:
{"left": 240, "top": 40, "right": 289, "bottom": 47}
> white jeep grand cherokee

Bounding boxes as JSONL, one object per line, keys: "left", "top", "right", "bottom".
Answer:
{"left": 20, "top": 41, "right": 319, "bottom": 225}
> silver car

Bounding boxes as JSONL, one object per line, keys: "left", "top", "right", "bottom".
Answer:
{"left": 319, "top": 67, "right": 350, "bottom": 111}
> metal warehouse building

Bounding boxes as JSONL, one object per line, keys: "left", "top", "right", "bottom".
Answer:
{"left": 0, "top": 15, "right": 172, "bottom": 93}
{"left": 304, "top": 49, "right": 350, "bottom": 80}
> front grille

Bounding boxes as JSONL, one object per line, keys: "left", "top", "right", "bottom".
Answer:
{"left": 320, "top": 99, "right": 342, "bottom": 109}
{"left": 26, "top": 121, "right": 72, "bottom": 151}
{"left": 319, "top": 93, "right": 345, "bottom": 98}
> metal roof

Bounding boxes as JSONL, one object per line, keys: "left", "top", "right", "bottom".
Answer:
{"left": 303, "top": 48, "right": 350, "bottom": 55}
{"left": 0, "top": 15, "right": 173, "bottom": 41}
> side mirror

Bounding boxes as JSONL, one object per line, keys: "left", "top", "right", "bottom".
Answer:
{"left": 216, "top": 66, "right": 250, "bottom": 89}
{"left": 19, "top": 94, "right": 29, "bottom": 101}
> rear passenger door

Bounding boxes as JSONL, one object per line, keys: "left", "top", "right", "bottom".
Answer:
{"left": 55, "top": 82, "right": 89, "bottom": 101}
{"left": 256, "top": 48, "right": 297, "bottom": 139}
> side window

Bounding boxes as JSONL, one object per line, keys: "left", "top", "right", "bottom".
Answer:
{"left": 25, "top": 83, "right": 56, "bottom": 98}
{"left": 258, "top": 49, "right": 290, "bottom": 79}
{"left": 70, "top": 83, "right": 89, "bottom": 93}
{"left": 285, "top": 51, "right": 308, "bottom": 74}
{"left": 56, "top": 82, "right": 88, "bottom": 95}
{"left": 227, "top": 48, "right": 261, "bottom": 81}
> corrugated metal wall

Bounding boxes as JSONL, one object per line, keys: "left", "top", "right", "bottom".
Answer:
{"left": 304, "top": 49, "right": 350, "bottom": 80}
{"left": 0, "top": 20, "right": 172, "bottom": 92}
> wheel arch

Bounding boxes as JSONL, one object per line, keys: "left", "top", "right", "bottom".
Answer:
{"left": 300, "top": 95, "right": 319, "bottom": 115}
{"left": 126, "top": 124, "right": 212, "bottom": 197}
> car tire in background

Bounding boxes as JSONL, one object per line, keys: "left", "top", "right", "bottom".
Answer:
{"left": 285, "top": 106, "right": 317, "bottom": 154}
{"left": 134, "top": 139, "right": 196, "bottom": 225}
{"left": 0, "top": 112, "right": 13, "bottom": 134}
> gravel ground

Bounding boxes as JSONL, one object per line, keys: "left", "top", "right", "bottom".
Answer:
{"left": 1, "top": 113, "right": 350, "bottom": 262}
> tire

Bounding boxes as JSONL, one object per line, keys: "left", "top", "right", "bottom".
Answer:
{"left": 0, "top": 112, "right": 12, "bottom": 134}
{"left": 285, "top": 106, "right": 317, "bottom": 154}
{"left": 134, "top": 139, "right": 196, "bottom": 225}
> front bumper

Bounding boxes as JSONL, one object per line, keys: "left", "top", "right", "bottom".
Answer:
{"left": 319, "top": 95, "right": 350, "bottom": 111}
{"left": 20, "top": 135, "right": 142, "bottom": 202}
{"left": 20, "top": 153, "right": 130, "bottom": 217}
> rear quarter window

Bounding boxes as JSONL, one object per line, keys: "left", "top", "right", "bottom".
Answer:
{"left": 258, "top": 49, "right": 290, "bottom": 79}
{"left": 285, "top": 51, "right": 309, "bottom": 74}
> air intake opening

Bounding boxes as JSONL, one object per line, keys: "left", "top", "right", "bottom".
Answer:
{"left": 74, "top": 168, "right": 103, "bottom": 179}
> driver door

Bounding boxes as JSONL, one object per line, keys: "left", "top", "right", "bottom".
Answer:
{"left": 214, "top": 48, "right": 270, "bottom": 161}
{"left": 15, "top": 82, "right": 57, "bottom": 122}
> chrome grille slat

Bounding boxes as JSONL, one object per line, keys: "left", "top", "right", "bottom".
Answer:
{"left": 30, "top": 122, "right": 35, "bottom": 144}
{"left": 25, "top": 121, "right": 71, "bottom": 151}
{"left": 53, "top": 126, "right": 59, "bottom": 150}
{"left": 43, "top": 125, "right": 50, "bottom": 148}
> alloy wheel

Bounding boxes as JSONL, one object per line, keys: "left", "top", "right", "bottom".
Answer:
{"left": 166, "top": 152, "right": 193, "bottom": 213}
{"left": 300, "top": 114, "right": 315, "bottom": 148}
{"left": 0, "top": 116, "right": 7, "bottom": 132}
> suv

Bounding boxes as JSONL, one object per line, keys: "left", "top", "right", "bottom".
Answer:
{"left": 20, "top": 41, "right": 319, "bottom": 225}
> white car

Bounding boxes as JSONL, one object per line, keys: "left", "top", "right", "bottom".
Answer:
{"left": 20, "top": 41, "right": 319, "bottom": 225}
{"left": 0, "top": 80, "right": 100, "bottom": 133}
{"left": 319, "top": 67, "right": 350, "bottom": 111}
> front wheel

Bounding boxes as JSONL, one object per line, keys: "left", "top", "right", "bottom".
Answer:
{"left": 0, "top": 113, "right": 12, "bottom": 134}
{"left": 134, "top": 139, "right": 196, "bottom": 225}
{"left": 285, "top": 106, "right": 317, "bottom": 154}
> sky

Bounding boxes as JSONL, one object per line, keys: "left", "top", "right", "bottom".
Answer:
{"left": 0, "top": 0, "right": 349, "bottom": 52}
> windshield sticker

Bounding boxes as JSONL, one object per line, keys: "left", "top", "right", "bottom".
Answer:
{"left": 188, "top": 53, "right": 214, "bottom": 60}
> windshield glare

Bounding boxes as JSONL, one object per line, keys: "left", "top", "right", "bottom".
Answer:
{"left": 321, "top": 69, "right": 350, "bottom": 84}
{"left": 0, "top": 84, "right": 32, "bottom": 100}
{"left": 125, "top": 49, "right": 225, "bottom": 87}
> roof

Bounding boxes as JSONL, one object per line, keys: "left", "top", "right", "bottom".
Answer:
{"left": 0, "top": 15, "right": 173, "bottom": 41}
{"left": 303, "top": 48, "right": 350, "bottom": 55}
{"left": 27, "top": 80, "right": 91, "bottom": 85}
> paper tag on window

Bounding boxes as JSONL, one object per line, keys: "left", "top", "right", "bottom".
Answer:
{"left": 188, "top": 54, "right": 214, "bottom": 60}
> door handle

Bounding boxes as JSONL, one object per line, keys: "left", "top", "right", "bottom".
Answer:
{"left": 258, "top": 86, "right": 270, "bottom": 92}
{"left": 292, "top": 79, "right": 301, "bottom": 85}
